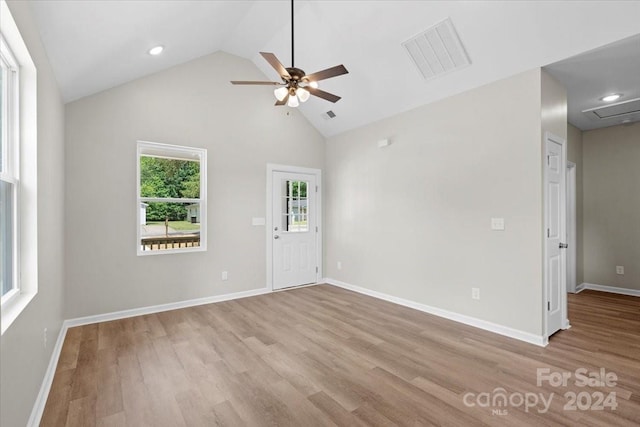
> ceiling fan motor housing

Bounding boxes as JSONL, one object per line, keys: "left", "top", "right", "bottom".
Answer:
{"left": 285, "top": 67, "right": 306, "bottom": 85}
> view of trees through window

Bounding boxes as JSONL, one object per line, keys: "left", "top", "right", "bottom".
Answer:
{"left": 140, "top": 156, "right": 200, "bottom": 221}
{"left": 138, "top": 142, "right": 206, "bottom": 254}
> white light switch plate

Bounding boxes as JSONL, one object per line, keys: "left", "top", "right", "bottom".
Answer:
{"left": 491, "top": 218, "right": 505, "bottom": 231}
{"left": 616, "top": 266, "right": 624, "bottom": 275}
{"left": 252, "top": 217, "right": 265, "bottom": 226}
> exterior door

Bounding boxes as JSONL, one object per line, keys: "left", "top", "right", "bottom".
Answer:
{"left": 272, "top": 171, "right": 318, "bottom": 290}
{"left": 545, "top": 134, "right": 567, "bottom": 337}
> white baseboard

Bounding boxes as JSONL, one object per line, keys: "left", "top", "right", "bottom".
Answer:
{"left": 578, "top": 282, "right": 640, "bottom": 297}
{"left": 27, "top": 322, "right": 68, "bottom": 427}
{"left": 324, "top": 278, "right": 547, "bottom": 347}
{"left": 65, "top": 287, "right": 270, "bottom": 328}
{"left": 28, "top": 286, "right": 270, "bottom": 426}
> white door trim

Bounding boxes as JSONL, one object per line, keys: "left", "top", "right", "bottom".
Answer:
{"left": 543, "top": 132, "right": 570, "bottom": 338}
{"left": 266, "top": 164, "right": 322, "bottom": 291}
{"left": 566, "top": 162, "right": 577, "bottom": 293}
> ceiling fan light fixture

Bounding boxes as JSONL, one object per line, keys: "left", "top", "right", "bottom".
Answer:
{"left": 309, "top": 81, "right": 319, "bottom": 89}
{"left": 287, "top": 94, "right": 300, "bottom": 108}
{"left": 297, "top": 88, "right": 310, "bottom": 102}
{"left": 274, "top": 86, "right": 289, "bottom": 101}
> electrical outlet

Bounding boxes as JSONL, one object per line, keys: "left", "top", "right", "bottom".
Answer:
{"left": 337, "top": 261, "right": 342, "bottom": 270}
{"left": 43, "top": 328, "right": 48, "bottom": 349}
{"left": 472, "top": 288, "right": 480, "bottom": 300}
{"left": 616, "top": 266, "right": 624, "bottom": 275}
{"left": 221, "top": 271, "right": 228, "bottom": 281}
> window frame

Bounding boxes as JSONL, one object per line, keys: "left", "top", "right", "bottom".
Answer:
{"left": 136, "top": 140, "right": 207, "bottom": 256}
{"left": 0, "top": 31, "right": 20, "bottom": 307}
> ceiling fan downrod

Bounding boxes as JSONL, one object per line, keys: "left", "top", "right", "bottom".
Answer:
{"left": 291, "top": 0, "right": 295, "bottom": 68}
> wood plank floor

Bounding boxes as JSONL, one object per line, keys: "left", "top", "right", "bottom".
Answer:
{"left": 41, "top": 286, "right": 640, "bottom": 426}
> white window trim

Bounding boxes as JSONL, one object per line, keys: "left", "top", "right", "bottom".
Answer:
{"left": 1, "top": 0, "right": 38, "bottom": 336}
{"left": 0, "top": 33, "right": 20, "bottom": 308}
{"left": 136, "top": 140, "right": 207, "bottom": 256}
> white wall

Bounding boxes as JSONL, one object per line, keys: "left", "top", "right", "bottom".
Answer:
{"left": 583, "top": 123, "right": 640, "bottom": 290}
{"left": 325, "top": 69, "right": 548, "bottom": 336}
{"left": 64, "top": 51, "right": 325, "bottom": 318}
{"left": 0, "top": 1, "right": 66, "bottom": 426}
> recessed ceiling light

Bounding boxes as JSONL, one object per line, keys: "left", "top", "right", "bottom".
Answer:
{"left": 601, "top": 93, "right": 621, "bottom": 102}
{"left": 148, "top": 46, "right": 164, "bottom": 56}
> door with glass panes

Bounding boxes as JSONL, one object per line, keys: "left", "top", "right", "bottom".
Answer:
{"left": 272, "top": 172, "right": 317, "bottom": 289}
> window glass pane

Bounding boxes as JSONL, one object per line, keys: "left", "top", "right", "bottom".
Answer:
{"left": 0, "top": 181, "right": 14, "bottom": 296}
{"left": 140, "top": 156, "right": 200, "bottom": 199}
{"left": 140, "top": 201, "right": 201, "bottom": 252}
{"left": 283, "top": 180, "right": 309, "bottom": 232}
{"left": 0, "top": 62, "right": 5, "bottom": 173}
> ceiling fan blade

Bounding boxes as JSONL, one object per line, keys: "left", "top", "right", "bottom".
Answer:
{"left": 230, "top": 81, "right": 283, "bottom": 85}
{"left": 275, "top": 94, "right": 288, "bottom": 106}
{"left": 304, "top": 64, "right": 348, "bottom": 82}
{"left": 307, "top": 86, "right": 341, "bottom": 103}
{"left": 260, "top": 52, "right": 291, "bottom": 79}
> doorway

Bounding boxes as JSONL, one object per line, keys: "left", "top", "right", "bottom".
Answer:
{"left": 267, "top": 164, "right": 322, "bottom": 290}
{"left": 544, "top": 132, "right": 570, "bottom": 338}
{"left": 566, "top": 162, "right": 577, "bottom": 293}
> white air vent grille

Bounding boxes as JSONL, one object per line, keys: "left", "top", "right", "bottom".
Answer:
{"left": 582, "top": 97, "right": 640, "bottom": 121}
{"left": 402, "top": 18, "right": 470, "bottom": 81}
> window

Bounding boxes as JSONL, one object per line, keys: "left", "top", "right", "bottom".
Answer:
{"left": 1, "top": 0, "right": 38, "bottom": 335}
{"left": 281, "top": 180, "right": 309, "bottom": 232}
{"left": 137, "top": 141, "right": 207, "bottom": 255}
{"left": 1, "top": 32, "right": 19, "bottom": 304}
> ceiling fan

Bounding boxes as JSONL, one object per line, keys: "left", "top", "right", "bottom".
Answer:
{"left": 231, "top": 0, "right": 348, "bottom": 107}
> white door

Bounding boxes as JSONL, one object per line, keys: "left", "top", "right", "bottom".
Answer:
{"left": 271, "top": 171, "right": 318, "bottom": 290}
{"left": 545, "top": 134, "right": 568, "bottom": 336}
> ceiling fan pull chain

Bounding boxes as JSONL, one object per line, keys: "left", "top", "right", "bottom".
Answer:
{"left": 291, "top": 0, "right": 295, "bottom": 68}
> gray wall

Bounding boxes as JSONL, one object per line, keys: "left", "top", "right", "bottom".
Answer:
{"left": 64, "top": 51, "right": 325, "bottom": 318}
{"left": 567, "top": 123, "right": 584, "bottom": 284}
{"left": 325, "top": 69, "right": 550, "bottom": 336}
{"left": 1, "top": 1, "right": 66, "bottom": 426}
{"left": 583, "top": 123, "right": 640, "bottom": 290}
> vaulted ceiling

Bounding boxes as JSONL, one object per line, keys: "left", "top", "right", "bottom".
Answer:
{"left": 29, "top": 1, "right": 640, "bottom": 137}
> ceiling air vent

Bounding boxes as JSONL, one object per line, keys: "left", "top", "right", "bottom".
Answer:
{"left": 322, "top": 110, "right": 336, "bottom": 120}
{"left": 402, "top": 18, "right": 471, "bottom": 81}
{"left": 582, "top": 97, "right": 640, "bottom": 121}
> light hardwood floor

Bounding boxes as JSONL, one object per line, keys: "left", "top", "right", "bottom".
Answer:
{"left": 41, "top": 286, "right": 640, "bottom": 426}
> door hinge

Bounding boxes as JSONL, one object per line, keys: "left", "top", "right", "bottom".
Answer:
{"left": 547, "top": 155, "right": 550, "bottom": 165}
{"left": 548, "top": 301, "right": 551, "bottom": 311}
{"left": 316, "top": 266, "right": 319, "bottom": 273}
{"left": 315, "top": 185, "right": 318, "bottom": 193}
{"left": 315, "top": 226, "right": 318, "bottom": 232}
{"left": 547, "top": 228, "right": 550, "bottom": 238}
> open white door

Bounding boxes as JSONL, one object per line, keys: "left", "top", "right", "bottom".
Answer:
{"left": 544, "top": 133, "right": 569, "bottom": 337}
{"left": 269, "top": 168, "right": 320, "bottom": 290}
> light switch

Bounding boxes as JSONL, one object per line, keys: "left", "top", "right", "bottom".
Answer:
{"left": 491, "top": 218, "right": 505, "bottom": 231}
{"left": 252, "top": 217, "right": 265, "bottom": 226}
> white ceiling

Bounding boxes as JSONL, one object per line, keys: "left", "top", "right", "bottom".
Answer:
{"left": 545, "top": 33, "right": 640, "bottom": 131}
{"left": 29, "top": 1, "right": 640, "bottom": 137}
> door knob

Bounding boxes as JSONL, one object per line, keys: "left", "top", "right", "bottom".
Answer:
{"left": 274, "top": 235, "right": 280, "bottom": 240}
{"left": 559, "top": 243, "right": 568, "bottom": 249}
